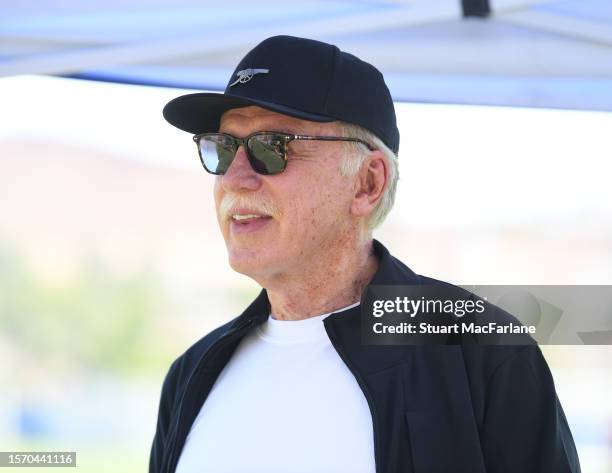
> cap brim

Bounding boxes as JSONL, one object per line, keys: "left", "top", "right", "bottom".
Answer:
{"left": 162, "top": 92, "right": 335, "bottom": 134}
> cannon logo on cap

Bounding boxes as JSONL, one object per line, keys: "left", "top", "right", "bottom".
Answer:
{"left": 229, "top": 68, "right": 270, "bottom": 87}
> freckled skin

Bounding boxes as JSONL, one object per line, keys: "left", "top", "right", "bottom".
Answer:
{"left": 215, "top": 106, "right": 388, "bottom": 320}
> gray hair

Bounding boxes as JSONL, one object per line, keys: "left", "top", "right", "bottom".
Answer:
{"left": 337, "top": 122, "right": 399, "bottom": 231}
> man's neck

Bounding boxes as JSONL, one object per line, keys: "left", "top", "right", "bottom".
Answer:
{"left": 263, "top": 239, "right": 379, "bottom": 321}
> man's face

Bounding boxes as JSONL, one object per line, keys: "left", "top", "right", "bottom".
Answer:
{"left": 214, "top": 106, "right": 357, "bottom": 281}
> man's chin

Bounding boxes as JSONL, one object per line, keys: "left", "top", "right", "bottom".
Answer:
{"left": 226, "top": 246, "right": 275, "bottom": 279}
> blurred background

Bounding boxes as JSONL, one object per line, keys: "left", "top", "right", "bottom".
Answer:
{"left": 1, "top": 0, "right": 611, "bottom": 472}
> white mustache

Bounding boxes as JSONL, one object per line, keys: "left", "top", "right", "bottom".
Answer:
{"left": 219, "top": 194, "right": 281, "bottom": 220}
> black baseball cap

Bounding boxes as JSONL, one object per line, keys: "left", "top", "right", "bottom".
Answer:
{"left": 163, "top": 35, "right": 400, "bottom": 154}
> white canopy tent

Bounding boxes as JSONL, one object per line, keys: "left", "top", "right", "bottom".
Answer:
{"left": 1, "top": 0, "right": 612, "bottom": 110}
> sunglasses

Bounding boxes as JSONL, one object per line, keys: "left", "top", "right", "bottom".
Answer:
{"left": 192, "top": 131, "right": 375, "bottom": 175}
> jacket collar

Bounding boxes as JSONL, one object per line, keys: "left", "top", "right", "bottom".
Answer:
{"left": 234, "top": 239, "right": 420, "bottom": 327}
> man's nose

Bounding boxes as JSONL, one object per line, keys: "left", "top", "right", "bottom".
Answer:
{"left": 220, "top": 145, "right": 261, "bottom": 192}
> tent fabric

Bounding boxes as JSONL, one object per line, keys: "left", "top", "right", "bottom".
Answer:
{"left": 1, "top": 0, "right": 612, "bottom": 111}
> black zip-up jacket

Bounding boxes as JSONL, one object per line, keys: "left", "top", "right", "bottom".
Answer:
{"left": 149, "top": 239, "right": 581, "bottom": 473}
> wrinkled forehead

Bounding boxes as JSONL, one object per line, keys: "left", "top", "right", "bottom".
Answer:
{"left": 219, "top": 106, "right": 341, "bottom": 136}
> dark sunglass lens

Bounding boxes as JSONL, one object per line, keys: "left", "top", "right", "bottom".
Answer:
{"left": 199, "top": 135, "right": 235, "bottom": 174}
{"left": 248, "top": 134, "right": 287, "bottom": 175}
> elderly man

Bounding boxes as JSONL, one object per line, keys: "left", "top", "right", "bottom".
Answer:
{"left": 150, "top": 35, "right": 580, "bottom": 473}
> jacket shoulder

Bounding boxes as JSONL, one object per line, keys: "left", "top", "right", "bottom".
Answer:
{"left": 413, "top": 273, "right": 536, "bottom": 374}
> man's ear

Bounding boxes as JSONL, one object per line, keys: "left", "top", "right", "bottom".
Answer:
{"left": 350, "top": 150, "right": 387, "bottom": 219}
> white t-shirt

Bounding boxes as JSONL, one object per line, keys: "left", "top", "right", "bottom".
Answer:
{"left": 175, "top": 302, "right": 376, "bottom": 473}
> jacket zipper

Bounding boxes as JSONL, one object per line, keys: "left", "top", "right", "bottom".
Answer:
{"left": 166, "top": 318, "right": 255, "bottom": 473}
{"left": 325, "top": 323, "right": 381, "bottom": 473}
